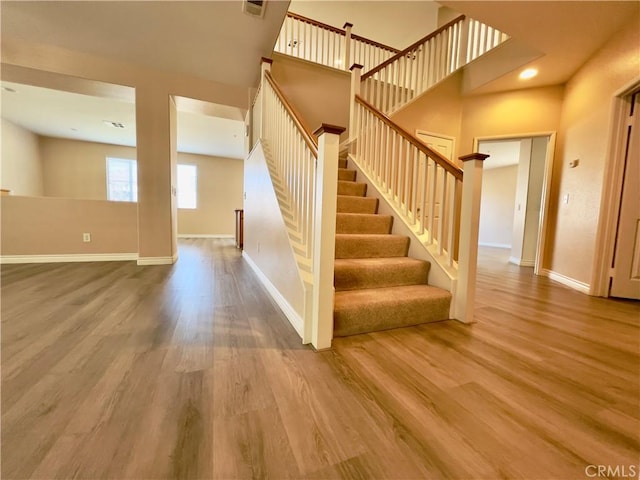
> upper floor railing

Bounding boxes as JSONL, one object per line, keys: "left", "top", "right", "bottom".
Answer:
{"left": 361, "top": 15, "right": 509, "bottom": 114}
{"left": 274, "top": 12, "right": 400, "bottom": 72}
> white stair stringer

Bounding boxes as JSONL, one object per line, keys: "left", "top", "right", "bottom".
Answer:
{"left": 262, "top": 140, "right": 314, "bottom": 274}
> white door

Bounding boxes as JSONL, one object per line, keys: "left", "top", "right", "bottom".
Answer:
{"left": 416, "top": 131, "right": 454, "bottom": 160}
{"left": 610, "top": 92, "right": 640, "bottom": 299}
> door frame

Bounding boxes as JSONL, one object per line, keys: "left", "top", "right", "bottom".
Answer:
{"left": 415, "top": 130, "right": 456, "bottom": 160}
{"left": 473, "top": 131, "right": 557, "bottom": 275}
{"left": 591, "top": 78, "right": 640, "bottom": 296}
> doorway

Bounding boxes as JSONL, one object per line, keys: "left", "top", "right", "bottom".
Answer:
{"left": 474, "top": 133, "right": 556, "bottom": 275}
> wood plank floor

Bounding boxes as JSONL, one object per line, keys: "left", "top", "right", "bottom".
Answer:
{"left": 2, "top": 240, "right": 639, "bottom": 479}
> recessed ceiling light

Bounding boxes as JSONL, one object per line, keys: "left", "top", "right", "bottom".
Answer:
{"left": 2, "top": 86, "right": 17, "bottom": 93}
{"left": 519, "top": 68, "right": 538, "bottom": 80}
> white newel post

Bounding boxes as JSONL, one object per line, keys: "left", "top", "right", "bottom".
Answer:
{"left": 343, "top": 22, "right": 353, "bottom": 71}
{"left": 348, "top": 64, "right": 363, "bottom": 145}
{"left": 311, "top": 124, "right": 345, "bottom": 350}
{"left": 454, "top": 152, "right": 488, "bottom": 323}
{"left": 259, "top": 57, "right": 272, "bottom": 139}
{"left": 457, "top": 17, "right": 470, "bottom": 68}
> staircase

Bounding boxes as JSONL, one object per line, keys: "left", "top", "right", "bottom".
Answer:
{"left": 333, "top": 156, "right": 452, "bottom": 336}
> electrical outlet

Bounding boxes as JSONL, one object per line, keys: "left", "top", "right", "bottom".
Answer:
{"left": 83, "top": 233, "right": 91, "bottom": 242}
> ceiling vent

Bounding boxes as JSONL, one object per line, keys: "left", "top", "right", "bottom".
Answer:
{"left": 242, "top": 0, "right": 266, "bottom": 18}
{"left": 103, "top": 120, "right": 125, "bottom": 129}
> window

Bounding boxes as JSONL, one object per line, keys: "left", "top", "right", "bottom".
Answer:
{"left": 177, "top": 164, "right": 197, "bottom": 209}
{"left": 106, "top": 158, "right": 137, "bottom": 202}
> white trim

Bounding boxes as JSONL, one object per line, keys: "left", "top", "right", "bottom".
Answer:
{"left": 479, "top": 242, "right": 511, "bottom": 249}
{"left": 137, "top": 254, "right": 177, "bottom": 266}
{"left": 509, "top": 256, "right": 535, "bottom": 267}
{"left": 591, "top": 78, "right": 640, "bottom": 296}
{"left": 1, "top": 253, "right": 137, "bottom": 264}
{"left": 473, "top": 131, "right": 556, "bottom": 276}
{"left": 540, "top": 268, "right": 590, "bottom": 295}
{"left": 242, "top": 251, "right": 304, "bottom": 338}
{"left": 415, "top": 129, "right": 456, "bottom": 160}
{"left": 177, "top": 234, "right": 234, "bottom": 239}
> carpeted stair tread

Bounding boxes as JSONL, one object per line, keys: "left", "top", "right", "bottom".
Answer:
{"left": 338, "top": 158, "right": 348, "bottom": 169}
{"left": 338, "top": 180, "right": 367, "bottom": 197}
{"left": 337, "top": 195, "right": 378, "bottom": 214}
{"left": 338, "top": 168, "right": 357, "bottom": 181}
{"left": 334, "top": 257, "right": 430, "bottom": 291}
{"left": 334, "top": 285, "right": 451, "bottom": 336}
{"left": 335, "top": 234, "right": 409, "bottom": 259}
{"left": 336, "top": 213, "right": 393, "bottom": 234}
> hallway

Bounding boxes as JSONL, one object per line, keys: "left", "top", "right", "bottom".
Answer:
{"left": 2, "top": 239, "right": 638, "bottom": 479}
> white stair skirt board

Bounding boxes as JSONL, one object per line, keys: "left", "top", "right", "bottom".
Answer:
{"left": 242, "top": 251, "right": 304, "bottom": 339}
{"left": 137, "top": 253, "right": 178, "bottom": 266}
{"left": 540, "top": 268, "right": 590, "bottom": 295}
{"left": 1, "top": 253, "right": 138, "bottom": 264}
{"left": 177, "top": 234, "right": 234, "bottom": 239}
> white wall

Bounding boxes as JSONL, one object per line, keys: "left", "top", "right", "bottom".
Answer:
{"left": 479, "top": 165, "right": 518, "bottom": 248}
{"left": 1, "top": 118, "right": 44, "bottom": 196}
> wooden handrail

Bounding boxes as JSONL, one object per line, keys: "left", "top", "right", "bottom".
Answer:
{"left": 350, "top": 33, "right": 401, "bottom": 54}
{"left": 355, "top": 94, "right": 463, "bottom": 180}
{"left": 286, "top": 12, "right": 346, "bottom": 36}
{"left": 264, "top": 71, "right": 318, "bottom": 156}
{"left": 362, "top": 15, "right": 466, "bottom": 80}
{"left": 286, "top": 12, "right": 401, "bottom": 54}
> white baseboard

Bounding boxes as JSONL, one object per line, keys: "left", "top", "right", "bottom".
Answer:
{"left": 242, "top": 251, "right": 304, "bottom": 338}
{"left": 177, "top": 234, "right": 234, "bottom": 239}
{"left": 479, "top": 242, "right": 511, "bottom": 249}
{"left": 0, "top": 253, "right": 138, "bottom": 264}
{"left": 540, "top": 268, "right": 590, "bottom": 294}
{"left": 137, "top": 253, "right": 178, "bottom": 266}
{"left": 509, "top": 256, "right": 535, "bottom": 267}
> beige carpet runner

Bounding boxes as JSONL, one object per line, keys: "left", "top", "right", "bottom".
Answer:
{"left": 333, "top": 157, "right": 452, "bottom": 336}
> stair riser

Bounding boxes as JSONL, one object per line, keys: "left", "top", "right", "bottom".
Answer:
{"left": 334, "top": 262, "right": 429, "bottom": 291}
{"left": 338, "top": 181, "right": 367, "bottom": 197}
{"left": 335, "top": 235, "right": 409, "bottom": 259}
{"left": 334, "top": 289, "right": 451, "bottom": 337}
{"left": 338, "top": 169, "right": 357, "bottom": 181}
{"left": 337, "top": 196, "right": 378, "bottom": 214}
{"left": 336, "top": 214, "right": 393, "bottom": 234}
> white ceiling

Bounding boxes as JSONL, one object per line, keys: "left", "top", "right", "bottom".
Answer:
{"left": 1, "top": 1, "right": 637, "bottom": 158}
{"left": 478, "top": 139, "right": 521, "bottom": 170}
{"left": 1, "top": 81, "right": 246, "bottom": 159}
{"left": 0, "top": 0, "right": 289, "bottom": 88}
{"left": 440, "top": 0, "right": 639, "bottom": 93}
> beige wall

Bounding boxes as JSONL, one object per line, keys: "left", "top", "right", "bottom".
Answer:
{"left": 41, "top": 136, "right": 135, "bottom": 199}
{"left": 546, "top": 15, "right": 640, "bottom": 285}
{"left": 177, "top": 152, "right": 244, "bottom": 236}
{"left": 392, "top": 72, "right": 464, "bottom": 159}
{"left": 460, "top": 86, "right": 565, "bottom": 157}
{"left": 243, "top": 142, "right": 305, "bottom": 319}
{"left": 1, "top": 195, "right": 137, "bottom": 256}
{"left": 271, "top": 53, "right": 351, "bottom": 141}
{"left": 478, "top": 165, "right": 517, "bottom": 248}
{"left": 2, "top": 36, "right": 248, "bottom": 260}
{"left": 1, "top": 118, "right": 44, "bottom": 196}
{"left": 40, "top": 136, "right": 242, "bottom": 236}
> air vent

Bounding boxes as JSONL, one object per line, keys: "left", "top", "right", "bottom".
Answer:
{"left": 242, "top": 0, "right": 265, "bottom": 18}
{"left": 103, "top": 120, "right": 125, "bottom": 129}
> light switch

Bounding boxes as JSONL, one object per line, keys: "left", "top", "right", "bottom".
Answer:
{"left": 563, "top": 194, "right": 570, "bottom": 204}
